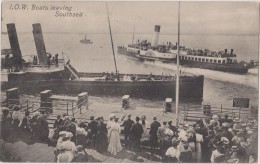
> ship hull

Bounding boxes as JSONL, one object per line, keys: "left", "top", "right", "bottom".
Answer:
{"left": 117, "top": 46, "right": 248, "bottom": 74}
{"left": 179, "top": 60, "right": 248, "bottom": 74}
{"left": 4, "top": 71, "right": 204, "bottom": 102}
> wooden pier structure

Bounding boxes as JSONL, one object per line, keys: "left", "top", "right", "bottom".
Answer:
{"left": 0, "top": 89, "right": 258, "bottom": 162}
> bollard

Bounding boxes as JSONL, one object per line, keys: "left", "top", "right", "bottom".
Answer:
{"left": 165, "top": 98, "right": 172, "bottom": 112}
{"left": 78, "top": 92, "right": 88, "bottom": 110}
{"left": 122, "top": 95, "right": 130, "bottom": 109}
{"left": 6, "top": 88, "right": 19, "bottom": 108}
{"left": 40, "top": 90, "right": 53, "bottom": 114}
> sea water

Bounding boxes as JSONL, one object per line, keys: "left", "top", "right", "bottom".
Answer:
{"left": 1, "top": 33, "right": 259, "bottom": 108}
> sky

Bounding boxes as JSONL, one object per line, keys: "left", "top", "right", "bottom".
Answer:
{"left": 1, "top": 1, "right": 259, "bottom": 35}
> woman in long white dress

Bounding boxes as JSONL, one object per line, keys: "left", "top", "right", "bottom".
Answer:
{"left": 107, "top": 117, "right": 122, "bottom": 155}
{"left": 195, "top": 132, "right": 203, "bottom": 162}
{"left": 57, "top": 132, "right": 77, "bottom": 162}
{"left": 140, "top": 116, "right": 149, "bottom": 140}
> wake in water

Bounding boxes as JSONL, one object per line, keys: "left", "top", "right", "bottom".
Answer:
{"left": 143, "top": 60, "right": 258, "bottom": 89}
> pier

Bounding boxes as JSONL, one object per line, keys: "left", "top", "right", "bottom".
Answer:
{"left": 1, "top": 87, "right": 258, "bottom": 162}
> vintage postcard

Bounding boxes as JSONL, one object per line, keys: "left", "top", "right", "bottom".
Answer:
{"left": 1, "top": 1, "right": 259, "bottom": 163}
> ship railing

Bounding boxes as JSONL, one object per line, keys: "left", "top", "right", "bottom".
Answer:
{"left": 180, "top": 104, "right": 256, "bottom": 125}
{"left": 24, "top": 59, "right": 66, "bottom": 72}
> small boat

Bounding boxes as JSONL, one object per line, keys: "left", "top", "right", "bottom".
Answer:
{"left": 80, "top": 35, "right": 93, "bottom": 44}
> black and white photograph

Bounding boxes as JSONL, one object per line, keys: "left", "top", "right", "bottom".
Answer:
{"left": 0, "top": 1, "right": 259, "bottom": 163}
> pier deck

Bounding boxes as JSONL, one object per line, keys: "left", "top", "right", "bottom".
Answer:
{"left": 1, "top": 139, "right": 162, "bottom": 162}
{"left": 1, "top": 93, "right": 255, "bottom": 162}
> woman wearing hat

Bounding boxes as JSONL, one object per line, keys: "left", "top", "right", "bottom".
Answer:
{"left": 164, "top": 138, "right": 180, "bottom": 162}
{"left": 194, "top": 128, "right": 204, "bottom": 162}
{"left": 54, "top": 131, "right": 67, "bottom": 161}
{"left": 12, "top": 106, "right": 23, "bottom": 127}
{"left": 107, "top": 114, "right": 115, "bottom": 139}
{"left": 57, "top": 132, "right": 77, "bottom": 162}
{"left": 107, "top": 117, "right": 122, "bottom": 155}
{"left": 140, "top": 115, "right": 149, "bottom": 142}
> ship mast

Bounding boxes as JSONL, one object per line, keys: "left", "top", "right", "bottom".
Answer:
{"left": 131, "top": 18, "right": 136, "bottom": 45}
{"left": 106, "top": 2, "right": 119, "bottom": 80}
{"left": 175, "top": 1, "right": 180, "bottom": 127}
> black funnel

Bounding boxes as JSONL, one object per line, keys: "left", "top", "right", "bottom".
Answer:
{"left": 6, "top": 23, "right": 22, "bottom": 59}
{"left": 32, "top": 23, "right": 48, "bottom": 65}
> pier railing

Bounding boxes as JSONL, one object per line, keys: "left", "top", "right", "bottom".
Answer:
{"left": 1, "top": 95, "right": 256, "bottom": 127}
{"left": 1, "top": 95, "right": 88, "bottom": 117}
{"left": 180, "top": 104, "right": 256, "bottom": 125}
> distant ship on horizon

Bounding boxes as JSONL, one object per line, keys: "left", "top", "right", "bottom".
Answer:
{"left": 80, "top": 35, "right": 93, "bottom": 44}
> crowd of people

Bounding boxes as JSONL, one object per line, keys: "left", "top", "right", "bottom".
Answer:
{"left": 47, "top": 53, "right": 59, "bottom": 68}
{"left": 1, "top": 106, "right": 49, "bottom": 144}
{"left": 1, "top": 105, "right": 258, "bottom": 163}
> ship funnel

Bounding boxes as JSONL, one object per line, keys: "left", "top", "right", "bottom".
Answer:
{"left": 231, "top": 49, "right": 234, "bottom": 54}
{"left": 6, "top": 24, "right": 22, "bottom": 59}
{"left": 151, "top": 25, "right": 160, "bottom": 47}
{"left": 32, "top": 23, "right": 48, "bottom": 65}
{"left": 224, "top": 49, "right": 227, "bottom": 54}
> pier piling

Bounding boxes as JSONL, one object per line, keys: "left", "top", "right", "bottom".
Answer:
{"left": 6, "top": 88, "right": 19, "bottom": 107}
{"left": 122, "top": 95, "right": 130, "bottom": 109}
{"left": 165, "top": 98, "right": 172, "bottom": 112}
{"left": 77, "top": 92, "right": 88, "bottom": 112}
{"left": 40, "top": 90, "right": 52, "bottom": 113}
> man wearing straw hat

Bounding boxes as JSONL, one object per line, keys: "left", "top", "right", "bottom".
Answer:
{"left": 232, "top": 118, "right": 242, "bottom": 131}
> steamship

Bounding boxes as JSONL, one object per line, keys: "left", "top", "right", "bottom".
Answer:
{"left": 80, "top": 35, "right": 93, "bottom": 44}
{"left": 2, "top": 23, "right": 204, "bottom": 101}
{"left": 117, "top": 25, "right": 249, "bottom": 74}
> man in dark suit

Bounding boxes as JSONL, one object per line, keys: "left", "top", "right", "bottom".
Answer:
{"left": 149, "top": 117, "right": 161, "bottom": 155}
{"left": 130, "top": 117, "right": 143, "bottom": 151}
{"left": 179, "top": 141, "right": 193, "bottom": 163}
{"left": 168, "top": 121, "right": 178, "bottom": 137}
{"left": 88, "top": 116, "right": 98, "bottom": 147}
{"left": 122, "top": 114, "right": 134, "bottom": 149}
{"left": 72, "top": 145, "right": 88, "bottom": 162}
{"left": 53, "top": 115, "right": 63, "bottom": 129}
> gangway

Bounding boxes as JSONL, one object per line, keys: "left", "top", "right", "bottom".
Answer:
{"left": 65, "top": 64, "right": 80, "bottom": 79}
